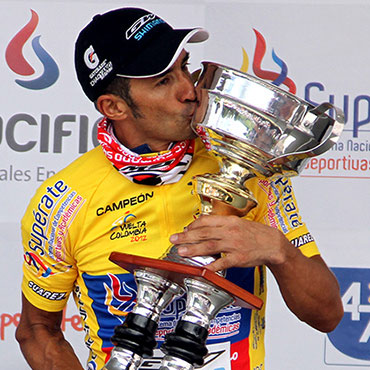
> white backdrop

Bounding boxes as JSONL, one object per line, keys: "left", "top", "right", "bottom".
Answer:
{"left": 1, "top": 0, "right": 370, "bottom": 369}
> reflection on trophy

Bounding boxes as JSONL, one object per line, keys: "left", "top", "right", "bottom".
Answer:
{"left": 103, "top": 62, "right": 344, "bottom": 370}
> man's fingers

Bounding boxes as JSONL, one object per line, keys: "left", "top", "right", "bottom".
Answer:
{"left": 170, "top": 226, "right": 222, "bottom": 245}
{"left": 206, "top": 256, "right": 234, "bottom": 272}
{"left": 176, "top": 245, "right": 237, "bottom": 271}
{"left": 206, "top": 252, "right": 255, "bottom": 272}
{"left": 177, "top": 240, "right": 222, "bottom": 257}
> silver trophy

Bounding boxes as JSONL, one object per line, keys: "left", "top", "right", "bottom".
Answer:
{"left": 189, "top": 62, "right": 344, "bottom": 216}
{"left": 104, "top": 62, "right": 344, "bottom": 370}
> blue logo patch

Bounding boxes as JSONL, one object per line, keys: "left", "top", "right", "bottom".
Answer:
{"left": 327, "top": 268, "right": 370, "bottom": 361}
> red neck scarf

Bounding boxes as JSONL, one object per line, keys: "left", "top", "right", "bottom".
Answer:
{"left": 97, "top": 118, "right": 195, "bottom": 186}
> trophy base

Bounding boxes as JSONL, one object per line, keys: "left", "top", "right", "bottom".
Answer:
{"left": 109, "top": 252, "right": 263, "bottom": 310}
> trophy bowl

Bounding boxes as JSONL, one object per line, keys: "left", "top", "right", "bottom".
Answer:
{"left": 191, "top": 61, "right": 345, "bottom": 215}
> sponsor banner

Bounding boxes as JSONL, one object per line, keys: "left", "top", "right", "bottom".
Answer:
{"left": 303, "top": 132, "right": 370, "bottom": 179}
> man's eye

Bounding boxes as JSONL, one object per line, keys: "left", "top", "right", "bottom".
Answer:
{"left": 157, "top": 77, "right": 169, "bottom": 86}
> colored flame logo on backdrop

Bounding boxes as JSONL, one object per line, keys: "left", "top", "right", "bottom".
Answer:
{"left": 5, "top": 9, "right": 59, "bottom": 90}
{"left": 242, "top": 29, "right": 296, "bottom": 94}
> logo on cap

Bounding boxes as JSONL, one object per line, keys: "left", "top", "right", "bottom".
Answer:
{"left": 126, "top": 13, "right": 156, "bottom": 40}
{"left": 84, "top": 45, "right": 100, "bottom": 69}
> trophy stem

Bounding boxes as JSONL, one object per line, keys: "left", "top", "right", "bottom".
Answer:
{"left": 194, "top": 160, "right": 258, "bottom": 217}
{"left": 103, "top": 270, "right": 184, "bottom": 370}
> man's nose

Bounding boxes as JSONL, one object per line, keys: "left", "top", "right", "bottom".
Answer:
{"left": 177, "top": 73, "right": 197, "bottom": 102}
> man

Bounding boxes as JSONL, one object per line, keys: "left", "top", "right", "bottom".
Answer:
{"left": 16, "top": 7, "right": 343, "bottom": 370}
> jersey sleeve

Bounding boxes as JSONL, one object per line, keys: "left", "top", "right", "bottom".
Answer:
{"left": 247, "top": 176, "right": 319, "bottom": 258}
{"left": 21, "top": 178, "right": 85, "bottom": 312}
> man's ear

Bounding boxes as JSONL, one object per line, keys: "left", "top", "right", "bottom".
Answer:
{"left": 96, "top": 94, "right": 129, "bottom": 120}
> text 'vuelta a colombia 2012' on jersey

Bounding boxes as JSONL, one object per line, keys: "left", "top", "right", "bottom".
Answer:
{"left": 20, "top": 140, "right": 319, "bottom": 370}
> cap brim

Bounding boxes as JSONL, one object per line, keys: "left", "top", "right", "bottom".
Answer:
{"left": 116, "top": 27, "right": 209, "bottom": 79}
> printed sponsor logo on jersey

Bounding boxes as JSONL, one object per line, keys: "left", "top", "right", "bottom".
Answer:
{"left": 96, "top": 191, "right": 154, "bottom": 216}
{"left": 156, "top": 295, "right": 243, "bottom": 342}
{"left": 258, "top": 179, "right": 280, "bottom": 230}
{"left": 26, "top": 180, "right": 85, "bottom": 275}
{"left": 251, "top": 310, "right": 265, "bottom": 351}
{"left": 208, "top": 312, "right": 242, "bottom": 339}
{"left": 83, "top": 272, "right": 137, "bottom": 349}
{"left": 24, "top": 251, "right": 53, "bottom": 277}
{"left": 49, "top": 192, "right": 85, "bottom": 261}
{"left": 28, "top": 180, "right": 69, "bottom": 257}
{"left": 290, "top": 232, "right": 315, "bottom": 248}
{"left": 272, "top": 177, "right": 302, "bottom": 231}
{"left": 74, "top": 285, "right": 98, "bottom": 365}
{"left": 103, "top": 273, "right": 137, "bottom": 318}
{"left": 24, "top": 251, "right": 72, "bottom": 278}
{"left": 111, "top": 211, "right": 137, "bottom": 230}
{"left": 258, "top": 265, "right": 265, "bottom": 296}
{"left": 28, "top": 281, "right": 67, "bottom": 300}
{"left": 110, "top": 211, "right": 147, "bottom": 243}
{"left": 155, "top": 295, "right": 186, "bottom": 340}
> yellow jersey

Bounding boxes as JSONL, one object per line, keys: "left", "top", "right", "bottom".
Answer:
{"left": 21, "top": 139, "right": 319, "bottom": 370}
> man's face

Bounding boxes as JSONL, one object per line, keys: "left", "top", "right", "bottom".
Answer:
{"left": 115, "top": 50, "right": 198, "bottom": 151}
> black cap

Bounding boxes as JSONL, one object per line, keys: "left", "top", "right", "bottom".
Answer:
{"left": 74, "top": 7, "right": 209, "bottom": 101}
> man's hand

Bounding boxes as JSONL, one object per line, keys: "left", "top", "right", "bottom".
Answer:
{"left": 170, "top": 214, "right": 290, "bottom": 272}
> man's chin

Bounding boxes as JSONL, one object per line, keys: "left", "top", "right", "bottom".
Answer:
{"left": 179, "top": 123, "right": 197, "bottom": 140}
{"left": 188, "top": 130, "right": 198, "bottom": 140}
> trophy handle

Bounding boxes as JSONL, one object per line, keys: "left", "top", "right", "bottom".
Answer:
{"left": 303, "top": 102, "right": 345, "bottom": 155}
{"left": 269, "top": 102, "right": 345, "bottom": 166}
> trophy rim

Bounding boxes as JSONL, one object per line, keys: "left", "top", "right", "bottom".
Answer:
{"left": 199, "top": 60, "right": 304, "bottom": 103}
